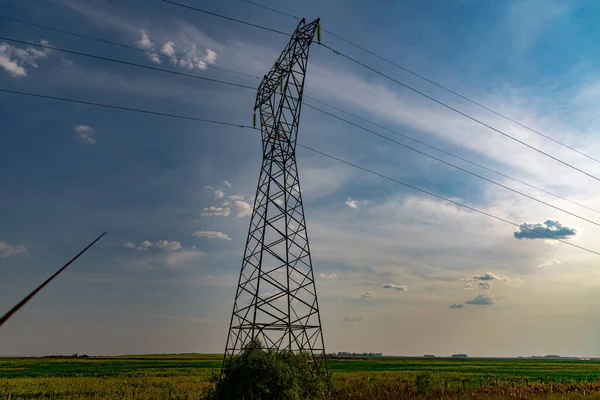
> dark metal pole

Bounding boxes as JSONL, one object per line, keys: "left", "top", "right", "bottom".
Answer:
{"left": 0, "top": 232, "right": 107, "bottom": 328}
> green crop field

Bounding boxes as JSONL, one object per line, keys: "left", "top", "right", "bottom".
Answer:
{"left": 2, "top": 355, "right": 600, "bottom": 399}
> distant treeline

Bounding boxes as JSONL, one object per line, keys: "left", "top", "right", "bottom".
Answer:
{"left": 43, "top": 354, "right": 89, "bottom": 358}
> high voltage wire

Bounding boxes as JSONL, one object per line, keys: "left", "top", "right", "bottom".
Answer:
{"left": 158, "top": 0, "right": 288, "bottom": 36}
{"left": 1, "top": 87, "right": 598, "bottom": 257}
{"left": 296, "top": 144, "right": 600, "bottom": 257}
{"left": 304, "top": 102, "right": 600, "bottom": 229}
{"left": 2, "top": 27, "right": 598, "bottom": 220}
{"left": 6, "top": 7, "right": 594, "bottom": 186}
{"left": 317, "top": 42, "right": 600, "bottom": 184}
{"left": 239, "top": 0, "right": 600, "bottom": 166}
{"left": 0, "top": 15, "right": 260, "bottom": 80}
{"left": 0, "top": 36, "right": 256, "bottom": 91}
{"left": 154, "top": 0, "right": 600, "bottom": 182}
{"left": 0, "top": 89, "right": 256, "bottom": 129}
{"left": 305, "top": 96, "right": 600, "bottom": 216}
{"left": 4, "top": 23, "right": 599, "bottom": 219}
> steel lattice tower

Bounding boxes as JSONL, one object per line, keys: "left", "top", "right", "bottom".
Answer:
{"left": 223, "top": 17, "right": 326, "bottom": 375}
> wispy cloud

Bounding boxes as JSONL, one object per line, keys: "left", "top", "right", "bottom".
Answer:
{"left": 466, "top": 295, "right": 495, "bottom": 305}
{"left": 201, "top": 207, "right": 231, "bottom": 217}
{"left": 135, "top": 30, "right": 160, "bottom": 64}
{"left": 450, "top": 303, "right": 466, "bottom": 309}
{"left": 319, "top": 272, "right": 338, "bottom": 279}
{"left": 345, "top": 197, "right": 358, "bottom": 209}
{"left": 537, "top": 259, "right": 561, "bottom": 268}
{"left": 382, "top": 283, "right": 408, "bottom": 291}
{"left": 123, "top": 240, "right": 181, "bottom": 251}
{"left": 514, "top": 220, "right": 577, "bottom": 240}
{"left": 0, "top": 241, "right": 27, "bottom": 257}
{"left": 0, "top": 40, "right": 52, "bottom": 78}
{"left": 193, "top": 231, "right": 232, "bottom": 241}
{"left": 360, "top": 291, "right": 375, "bottom": 300}
{"left": 74, "top": 125, "right": 96, "bottom": 144}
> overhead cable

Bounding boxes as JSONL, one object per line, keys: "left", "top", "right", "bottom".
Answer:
{"left": 317, "top": 42, "right": 600, "bottom": 184}
{"left": 2, "top": 87, "right": 599, "bottom": 256}
{"left": 238, "top": 0, "right": 600, "bottom": 165}
{"left": 0, "top": 36, "right": 256, "bottom": 90}
{"left": 0, "top": 14, "right": 260, "bottom": 80}
{"left": 304, "top": 102, "right": 600, "bottom": 229}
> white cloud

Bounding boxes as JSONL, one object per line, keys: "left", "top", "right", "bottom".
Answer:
{"left": 137, "top": 30, "right": 153, "bottom": 50}
{"left": 193, "top": 231, "right": 232, "bottom": 241}
{"left": 382, "top": 283, "right": 408, "bottom": 291}
{"left": 161, "top": 41, "right": 176, "bottom": 57}
{"left": 136, "top": 30, "right": 160, "bottom": 64}
{"left": 221, "top": 180, "right": 232, "bottom": 188}
{"left": 205, "top": 186, "right": 225, "bottom": 199}
{"left": 204, "top": 49, "right": 217, "bottom": 64}
{"left": 0, "top": 241, "right": 27, "bottom": 257}
{"left": 221, "top": 199, "right": 253, "bottom": 217}
{"left": 319, "top": 272, "right": 338, "bottom": 279}
{"left": 201, "top": 207, "right": 231, "bottom": 217}
{"left": 167, "top": 41, "right": 218, "bottom": 71}
{"left": 0, "top": 40, "right": 52, "bottom": 78}
{"left": 361, "top": 291, "right": 375, "bottom": 299}
{"left": 345, "top": 197, "right": 358, "bottom": 209}
{"left": 466, "top": 295, "right": 495, "bottom": 305}
{"left": 478, "top": 281, "right": 492, "bottom": 290}
{"left": 463, "top": 272, "right": 508, "bottom": 282}
{"left": 230, "top": 200, "right": 252, "bottom": 217}
{"left": 537, "top": 259, "right": 561, "bottom": 268}
{"left": 74, "top": 125, "right": 96, "bottom": 144}
{"left": 155, "top": 240, "right": 182, "bottom": 251}
{"left": 228, "top": 195, "right": 244, "bottom": 201}
{"left": 123, "top": 240, "right": 181, "bottom": 251}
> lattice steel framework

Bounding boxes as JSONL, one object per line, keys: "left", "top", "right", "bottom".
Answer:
{"left": 222, "top": 17, "right": 326, "bottom": 375}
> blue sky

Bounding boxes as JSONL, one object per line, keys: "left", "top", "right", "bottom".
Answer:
{"left": 2, "top": 0, "right": 600, "bottom": 357}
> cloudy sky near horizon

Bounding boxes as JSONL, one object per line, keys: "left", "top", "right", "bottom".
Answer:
{"left": 2, "top": 0, "right": 600, "bottom": 357}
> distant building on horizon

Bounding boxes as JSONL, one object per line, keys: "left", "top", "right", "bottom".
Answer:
{"left": 423, "top": 354, "right": 436, "bottom": 358}
{"left": 327, "top": 352, "right": 383, "bottom": 357}
{"left": 451, "top": 354, "right": 468, "bottom": 359}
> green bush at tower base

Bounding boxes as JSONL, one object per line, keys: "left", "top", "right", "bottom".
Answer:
{"left": 204, "top": 339, "right": 329, "bottom": 400}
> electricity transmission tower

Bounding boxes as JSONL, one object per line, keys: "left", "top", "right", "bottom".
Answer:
{"left": 223, "top": 17, "right": 327, "bottom": 375}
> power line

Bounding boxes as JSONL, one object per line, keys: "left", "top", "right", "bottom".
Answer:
{"left": 0, "top": 36, "right": 256, "bottom": 91}
{"left": 158, "top": 0, "right": 288, "bottom": 36}
{"left": 152, "top": 1, "right": 600, "bottom": 184}
{"left": 0, "top": 14, "right": 260, "bottom": 80}
{"left": 2, "top": 29, "right": 597, "bottom": 224}
{"left": 305, "top": 95, "right": 600, "bottom": 216}
{"left": 3, "top": 20, "right": 593, "bottom": 216}
{"left": 317, "top": 42, "right": 600, "bottom": 184}
{"left": 3, "top": 18, "right": 595, "bottom": 218}
{"left": 2, "top": 87, "right": 597, "bottom": 256}
{"left": 241, "top": 0, "right": 299, "bottom": 20}
{"left": 4, "top": 30, "right": 597, "bottom": 219}
{"left": 238, "top": 0, "right": 600, "bottom": 165}
{"left": 0, "top": 88, "right": 256, "bottom": 129}
{"left": 304, "top": 102, "right": 600, "bottom": 229}
{"left": 297, "top": 144, "right": 600, "bottom": 257}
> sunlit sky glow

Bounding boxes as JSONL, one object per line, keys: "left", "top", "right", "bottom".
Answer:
{"left": 2, "top": 0, "right": 600, "bottom": 357}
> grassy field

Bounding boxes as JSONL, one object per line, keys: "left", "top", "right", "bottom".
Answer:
{"left": 2, "top": 354, "right": 600, "bottom": 398}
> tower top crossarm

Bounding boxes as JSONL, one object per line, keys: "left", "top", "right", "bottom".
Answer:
{"left": 254, "top": 17, "right": 319, "bottom": 156}
{"left": 254, "top": 18, "right": 319, "bottom": 111}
